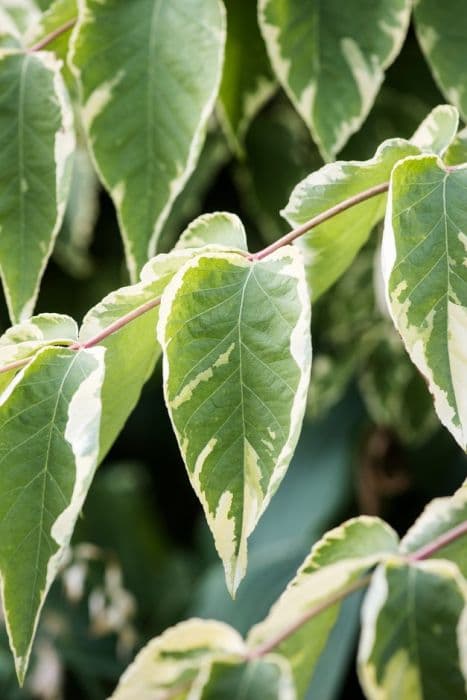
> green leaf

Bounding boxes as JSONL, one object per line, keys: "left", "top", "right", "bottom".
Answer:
{"left": 54, "top": 141, "right": 100, "bottom": 278}
{"left": 283, "top": 138, "right": 418, "bottom": 300}
{"left": 445, "top": 127, "right": 467, "bottom": 167}
{"left": 247, "top": 517, "right": 399, "bottom": 698}
{"left": 414, "top": 0, "right": 467, "bottom": 123}
{"left": 26, "top": 0, "right": 78, "bottom": 88}
{"left": 110, "top": 619, "right": 245, "bottom": 700}
{"left": 0, "top": 313, "right": 78, "bottom": 394}
{"left": 258, "top": 0, "right": 411, "bottom": 160}
{"left": 79, "top": 249, "right": 194, "bottom": 461}
{"left": 1, "top": 0, "right": 40, "bottom": 36}
{"left": 218, "top": 0, "right": 275, "bottom": 155}
{"left": 382, "top": 155, "right": 467, "bottom": 450}
{"left": 410, "top": 104, "right": 458, "bottom": 156}
{"left": 175, "top": 212, "right": 248, "bottom": 252}
{"left": 400, "top": 481, "right": 467, "bottom": 577}
{"left": 200, "top": 656, "right": 295, "bottom": 700}
{"left": 0, "top": 345, "right": 105, "bottom": 682}
{"left": 158, "top": 247, "right": 311, "bottom": 594}
{"left": 70, "top": 0, "right": 226, "bottom": 279}
{"left": 358, "top": 327, "right": 438, "bottom": 445}
{"left": 0, "top": 50, "right": 75, "bottom": 323}
{"left": 358, "top": 559, "right": 467, "bottom": 700}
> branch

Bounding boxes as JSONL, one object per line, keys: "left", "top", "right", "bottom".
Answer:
{"left": 245, "top": 518, "right": 467, "bottom": 661}
{"left": 409, "top": 519, "right": 467, "bottom": 561}
{"left": 0, "top": 296, "right": 161, "bottom": 376}
{"left": 250, "top": 181, "right": 390, "bottom": 261}
{"left": 246, "top": 574, "right": 372, "bottom": 662}
{"left": 28, "top": 18, "right": 77, "bottom": 53}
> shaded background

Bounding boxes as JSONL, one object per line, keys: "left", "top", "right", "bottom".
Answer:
{"left": 0, "top": 27, "right": 466, "bottom": 700}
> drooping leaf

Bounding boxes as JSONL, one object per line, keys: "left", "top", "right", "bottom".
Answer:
{"left": 0, "top": 50, "right": 75, "bottom": 322}
{"left": 70, "top": 0, "right": 226, "bottom": 279}
{"left": 382, "top": 155, "right": 467, "bottom": 450}
{"left": 358, "top": 559, "right": 467, "bottom": 700}
{"left": 247, "top": 517, "right": 399, "bottom": 698}
{"left": 400, "top": 481, "right": 467, "bottom": 577}
{"left": 258, "top": 0, "right": 411, "bottom": 159}
{"left": 200, "top": 656, "right": 295, "bottom": 700}
{"left": 158, "top": 247, "right": 311, "bottom": 594}
{"left": 0, "top": 313, "right": 78, "bottom": 393}
{"left": 110, "top": 619, "right": 245, "bottom": 700}
{"left": 410, "top": 104, "right": 458, "bottom": 156}
{"left": 414, "top": 0, "right": 467, "bottom": 123}
{"left": 175, "top": 212, "right": 248, "bottom": 252}
{"left": 218, "top": 0, "right": 275, "bottom": 155}
{"left": 282, "top": 138, "right": 418, "bottom": 300}
{"left": 0, "top": 345, "right": 105, "bottom": 682}
{"left": 79, "top": 250, "right": 195, "bottom": 460}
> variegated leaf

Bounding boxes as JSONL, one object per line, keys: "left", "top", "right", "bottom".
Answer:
{"left": 158, "top": 247, "right": 311, "bottom": 594}
{"left": 200, "top": 656, "right": 295, "bottom": 700}
{"left": 70, "top": 0, "right": 226, "bottom": 279}
{"left": 26, "top": 0, "right": 78, "bottom": 88}
{"left": 79, "top": 249, "right": 195, "bottom": 460}
{"left": 414, "top": 0, "right": 467, "bottom": 123}
{"left": 218, "top": 0, "right": 276, "bottom": 155}
{"left": 247, "top": 517, "right": 399, "bottom": 698}
{"left": 258, "top": 0, "right": 411, "bottom": 160}
{"left": 0, "top": 50, "right": 75, "bottom": 323}
{"left": 358, "top": 559, "right": 467, "bottom": 700}
{"left": 1, "top": 0, "right": 40, "bottom": 36}
{"left": 175, "top": 212, "right": 248, "bottom": 252}
{"left": 282, "top": 138, "right": 419, "bottom": 300}
{"left": 0, "top": 313, "right": 78, "bottom": 394}
{"left": 0, "top": 346, "right": 105, "bottom": 682}
{"left": 382, "top": 155, "right": 467, "bottom": 450}
{"left": 445, "top": 127, "right": 467, "bottom": 167}
{"left": 410, "top": 104, "right": 459, "bottom": 156}
{"left": 400, "top": 481, "right": 467, "bottom": 577}
{"left": 110, "top": 618, "right": 245, "bottom": 700}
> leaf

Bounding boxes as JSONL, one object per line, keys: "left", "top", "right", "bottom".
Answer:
{"left": 445, "top": 127, "right": 467, "bottom": 167}
{"left": 410, "top": 104, "right": 458, "bottom": 156}
{"left": 358, "top": 559, "right": 467, "bottom": 700}
{"left": 0, "top": 50, "right": 75, "bottom": 323}
{"left": 382, "top": 155, "right": 467, "bottom": 450}
{"left": 0, "top": 345, "right": 105, "bottom": 682}
{"left": 158, "top": 247, "right": 311, "bottom": 595}
{"left": 70, "top": 0, "right": 226, "bottom": 279}
{"left": 53, "top": 140, "right": 100, "bottom": 278}
{"left": 200, "top": 656, "right": 295, "bottom": 700}
{"left": 258, "top": 0, "right": 411, "bottom": 160}
{"left": 414, "top": 0, "right": 467, "bottom": 123}
{"left": 282, "top": 138, "right": 419, "bottom": 300}
{"left": 218, "top": 0, "right": 275, "bottom": 155}
{"left": 79, "top": 249, "right": 194, "bottom": 460}
{"left": 400, "top": 481, "right": 467, "bottom": 577}
{"left": 110, "top": 619, "right": 245, "bottom": 700}
{"left": 358, "top": 327, "right": 438, "bottom": 445}
{"left": 0, "top": 313, "right": 78, "bottom": 394}
{"left": 247, "top": 517, "right": 399, "bottom": 698}
{"left": 175, "top": 212, "right": 248, "bottom": 252}
{"left": 1, "top": 0, "right": 40, "bottom": 35}
{"left": 26, "top": 0, "right": 78, "bottom": 88}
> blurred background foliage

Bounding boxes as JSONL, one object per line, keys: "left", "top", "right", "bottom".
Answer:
{"left": 0, "top": 24, "right": 466, "bottom": 700}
